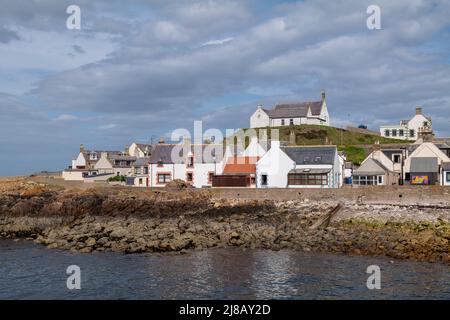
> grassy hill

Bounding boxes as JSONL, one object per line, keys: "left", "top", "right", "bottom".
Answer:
{"left": 231, "top": 125, "right": 410, "bottom": 165}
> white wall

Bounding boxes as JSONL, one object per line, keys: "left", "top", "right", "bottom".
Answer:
{"left": 73, "top": 152, "right": 86, "bottom": 168}
{"left": 250, "top": 108, "right": 270, "bottom": 128}
{"left": 256, "top": 141, "right": 296, "bottom": 188}
{"left": 62, "top": 170, "right": 84, "bottom": 181}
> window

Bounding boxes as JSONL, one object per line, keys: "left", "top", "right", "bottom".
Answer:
{"left": 289, "top": 119, "right": 294, "bottom": 125}
{"left": 353, "top": 176, "right": 377, "bottom": 185}
{"left": 446, "top": 172, "right": 450, "bottom": 182}
{"left": 399, "top": 130, "right": 404, "bottom": 136}
{"left": 208, "top": 172, "right": 214, "bottom": 184}
{"left": 377, "top": 176, "right": 383, "bottom": 185}
{"left": 288, "top": 173, "right": 328, "bottom": 186}
{"left": 187, "top": 156, "right": 194, "bottom": 167}
{"left": 116, "top": 172, "right": 120, "bottom": 176}
{"left": 392, "top": 154, "right": 401, "bottom": 163}
{"left": 409, "top": 129, "right": 415, "bottom": 137}
{"left": 392, "top": 129, "right": 397, "bottom": 137}
{"left": 135, "top": 167, "right": 141, "bottom": 175}
{"left": 385, "top": 130, "right": 390, "bottom": 137}
{"left": 139, "top": 178, "right": 143, "bottom": 185}
{"left": 157, "top": 173, "right": 171, "bottom": 183}
{"left": 405, "top": 173, "right": 411, "bottom": 181}
{"left": 314, "top": 156, "right": 321, "bottom": 162}
{"left": 281, "top": 119, "right": 285, "bottom": 125}
{"left": 261, "top": 174, "right": 268, "bottom": 186}
{"left": 186, "top": 172, "right": 193, "bottom": 182}
{"left": 143, "top": 167, "right": 148, "bottom": 174}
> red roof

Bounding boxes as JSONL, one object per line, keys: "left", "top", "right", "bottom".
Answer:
{"left": 223, "top": 156, "right": 259, "bottom": 175}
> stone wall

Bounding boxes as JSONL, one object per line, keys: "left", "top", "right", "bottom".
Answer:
{"left": 210, "top": 186, "right": 450, "bottom": 204}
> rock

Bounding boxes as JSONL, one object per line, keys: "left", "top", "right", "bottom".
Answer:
{"left": 109, "top": 228, "right": 128, "bottom": 240}
{"left": 85, "top": 237, "right": 96, "bottom": 247}
{"left": 79, "top": 247, "right": 92, "bottom": 253}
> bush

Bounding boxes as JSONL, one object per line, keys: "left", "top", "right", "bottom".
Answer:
{"left": 108, "top": 175, "right": 126, "bottom": 182}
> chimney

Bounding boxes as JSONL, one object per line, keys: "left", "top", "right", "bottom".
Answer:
{"left": 158, "top": 137, "right": 165, "bottom": 144}
{"left": 321, "top": 89, "right": 326, "bottom": 102}
{"left": 416, "top": 106, "right": 422, "bottom": 115}
{"left": 101, "top": 151, "right": 108, "bottom": 159}
{"left": 417, "top": 126, "right": 434, "bottom": 142}
{"left": 80, "top": 144, "right": 85, "bottom": 153}
{"left": 124, "top": 145, "right": 129, "bottom": 155}
{"left": 257, "top": 104, "right": 263, "bottom": 110}
{"left": 373, "top": 141, "right": 381, "bottom": 151}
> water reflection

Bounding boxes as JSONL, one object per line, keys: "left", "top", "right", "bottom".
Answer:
{"left": 1, "top": 240, "right": 450, "bottom": 299}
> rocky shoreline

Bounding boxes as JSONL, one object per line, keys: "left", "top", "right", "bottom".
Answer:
{"left": 1, "top": 180, "right": 450, "bottom": 264}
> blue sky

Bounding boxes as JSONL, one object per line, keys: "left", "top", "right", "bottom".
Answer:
{"left": 1, "top": 0, "right": 450, "bottom": 175}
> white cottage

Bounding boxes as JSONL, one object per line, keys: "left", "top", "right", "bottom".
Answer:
{"left": 250, "top": 90, "right": 330, "bottom": 128}
{"left": 256, "top": 142, "right": 342, "bottom": 188}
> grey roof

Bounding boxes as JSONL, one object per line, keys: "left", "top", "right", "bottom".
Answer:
{"left": 149, "top": 144, "right": 224, "bottom": 164}
{"left": 410, "top": 157, "right": 438, "bottom": 173}
{"left": 136, "top": 143, "right": 153, "bottom": 155}
{"left": 108, "top": 154, "right": 137, "bottom": 161}
{"left": 264, "top": 101, "right": 323, "bottom": 119}
{"left": 442, "top": 162, "right": 450, "bottom": 171}
{"left": 289, "top": 168, "right": 331, "bottom": 174}
{"left": 281, "top": 146, "right": 336, "bottom": 165}
{"left": 353, "top": 158, "right": 388, "bottom": 176}
{"left": 134, "top": 157, "right": 150, "bottom": 166}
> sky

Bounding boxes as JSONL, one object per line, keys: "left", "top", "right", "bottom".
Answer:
{"left": 1, "top": 0, "right": 450, "bottom": 175}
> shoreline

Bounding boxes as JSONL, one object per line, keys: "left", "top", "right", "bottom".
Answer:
{"left": 1, "top": 179, "right": 450, "bottom": 264}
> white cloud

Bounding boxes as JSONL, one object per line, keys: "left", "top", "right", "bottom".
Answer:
{"left": 201, "top": 37, "right": 234, "bottom": 47}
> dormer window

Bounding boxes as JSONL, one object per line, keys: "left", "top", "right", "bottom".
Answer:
{"left": 90, "top": 153, "right": 97, "bottom": 160}
{"left": 304, "top": 156, "right": 310, "bottom": 163}
{"left": 314, "top": 156, "right": 321, "bottom": 162}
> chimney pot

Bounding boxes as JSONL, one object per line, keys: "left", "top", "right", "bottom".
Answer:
{"left": 416, "top": 106, "right": 422, "bottom": 115}
{"left": 321, "top": 89, "right": 326, "bottom": 101}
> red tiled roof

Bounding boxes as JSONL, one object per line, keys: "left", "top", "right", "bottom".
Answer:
{"left": 223, "top": 156, "right": 259, "bottom": 174}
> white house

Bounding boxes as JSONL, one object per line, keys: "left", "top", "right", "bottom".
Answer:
{"left": 380, "top": 107, "right": 432, "bottom": 141}
{"left": 94, "top": 152, "right": 136, "bottom": 176}
{"left": 129, "top": 143, "right": 152, "bottom": 158}
{"left": 62, "top": 144, "right": 122, "bottom": 181}
{"left": 256, "top": 142, "right": 342, "bottom": 188}
{"left": 250, "top": 90, "right": 330, "bottom": 128}
{"left": 148, "top": 142, "right": 224, "bottom": 188}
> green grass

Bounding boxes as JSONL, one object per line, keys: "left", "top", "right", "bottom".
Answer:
{"left": 229, "top": 125, "right": 409, "bottom": 165}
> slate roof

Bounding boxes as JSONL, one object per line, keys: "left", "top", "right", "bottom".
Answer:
{"left": 410, "top": 157, "right": 438, "bottom": 173}
{"left": 442, "top": 162, "right": 450, "bottom": 171}
{"left": 281, "top": 146, "right": 336, "bottom": 165}
{"left": 263, "top": 101, "right": 323, "bottom": 119}
{"left": 149, "top": 144, "right": 224, "bottom": 164}
{"left": 353, "top": 158, "right": 389, "bottom": 176}
{"left": 134, "top": 157, "right": 150, "bottom": 166}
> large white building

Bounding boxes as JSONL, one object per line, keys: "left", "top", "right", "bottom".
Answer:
{"left": 256, "top": 142, "right": 343, "bottom": 188}
{"left": 250, "top": 90, "right": 330, "bottom": 128}
{"left": 379, "top": 107, "right": 432, "bottom": 141}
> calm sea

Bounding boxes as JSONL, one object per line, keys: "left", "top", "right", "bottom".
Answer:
{"left": 1, "top": 239, "right": 449, "bottom": 299}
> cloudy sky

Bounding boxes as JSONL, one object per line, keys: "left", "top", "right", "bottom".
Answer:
{"left": 1, "top": 0, "right": 450, "bottom": 175}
